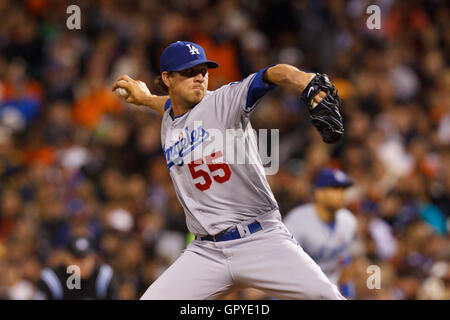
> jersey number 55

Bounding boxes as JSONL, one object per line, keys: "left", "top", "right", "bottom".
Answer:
{"left": 188, "top": 151, "right": 231, "bottom": 191}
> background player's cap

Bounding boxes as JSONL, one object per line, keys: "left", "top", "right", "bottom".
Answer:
{"left": 159, "top": 41, "right": 219, "bottom": 73}
{"left": 314, "top": 169, "right": 353, "bottom": 189}
{"left": 66, "top": 235, "right": 94, "bottom": 258}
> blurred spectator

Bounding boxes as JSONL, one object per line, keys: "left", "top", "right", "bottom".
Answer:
{"left": 35, "top": 235, "right": 118, "bottom": 300}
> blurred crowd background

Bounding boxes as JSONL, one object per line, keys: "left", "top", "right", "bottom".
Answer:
{"left": 0, "top": 0, "right": 449, "bottom": 300}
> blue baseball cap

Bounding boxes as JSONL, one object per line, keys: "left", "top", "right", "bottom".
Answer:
{"left": 314, "top": 169, "right": 353, "bottom": 189}
{"left": 159, "top": 41, "right": 219, "bottom": 73}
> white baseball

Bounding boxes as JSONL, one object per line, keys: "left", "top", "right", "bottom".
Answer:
{"left": 115, "top": 87, "right": 129, "bottom": 99}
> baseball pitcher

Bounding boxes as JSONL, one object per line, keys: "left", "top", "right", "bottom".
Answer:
{"left": 112, "top": 41, "right": 345, "bottom": 299}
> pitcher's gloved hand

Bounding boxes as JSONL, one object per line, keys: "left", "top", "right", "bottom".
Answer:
{"left": 300, "top": 74, "right": 344, "bottom": 144}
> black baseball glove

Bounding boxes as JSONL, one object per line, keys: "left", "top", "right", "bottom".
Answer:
{"left": 300, "top": 74, "right": 344, "bottom": 144}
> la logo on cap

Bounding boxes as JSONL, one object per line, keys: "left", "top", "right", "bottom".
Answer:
{"left": 334, "top": 170, "right": 347, "bottom": 182}
{"left": 186, "top": 44, "right": 200, "bottom": 55}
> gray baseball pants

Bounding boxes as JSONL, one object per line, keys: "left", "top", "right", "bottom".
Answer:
{"left": 140, "top": 210, "right": 345, "bottom": 300}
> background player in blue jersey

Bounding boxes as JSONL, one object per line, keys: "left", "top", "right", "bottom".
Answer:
{"left": 284, "top": 169, "right": 357, "bottom": 298}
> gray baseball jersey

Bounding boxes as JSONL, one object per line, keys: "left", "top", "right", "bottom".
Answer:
{"left": 161, "top": 68, "right": 279, "bottom": 236}
{"left": 284, "top": 203, "right": 357, "bottom": 284}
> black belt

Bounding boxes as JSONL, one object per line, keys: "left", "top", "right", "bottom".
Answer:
{"left": 198, "top": 221, "right": 262, "bottom": 242}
